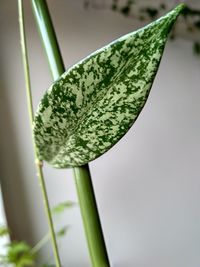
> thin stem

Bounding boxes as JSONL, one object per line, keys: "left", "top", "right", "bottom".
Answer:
{"left": 31, "top": 232, "right": 51, "bottom": 255}
{"left": 31, "top": 1, "right": 110, "bottom": 266}
{"left": 18, "top": 1, "right": 61, "bottom": 267}
{"left": 36, "top": 164, "right": 62, "bottom": 267}
{"left": 18, "top": 0, "right": 34, "bottom": 123}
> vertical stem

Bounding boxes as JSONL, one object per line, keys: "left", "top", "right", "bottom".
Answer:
{"left": 18, "top": 1, "right": 61, "bottom": 267}
{"left": 31, "top": 1, "right": 110, "bottom": 266}
{"left": 73, "top": 166, "right": 110, "bottom": 267}
{"left": 36, "top": 163, "right": 62, "bottom": 267}
{"left": 31, "top": 0, "right": 65, "bottom": 80}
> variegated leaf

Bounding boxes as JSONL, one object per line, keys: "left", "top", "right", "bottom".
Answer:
{"left": 33, "top": 4, "right": 185, "bottom": 168}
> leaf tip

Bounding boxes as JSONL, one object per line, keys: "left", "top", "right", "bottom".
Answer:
{"left": 157, "top": 3, "right": 186, "bottom": 37}
{"left": 176, "top": 3, "right": 187, "bottom": 13}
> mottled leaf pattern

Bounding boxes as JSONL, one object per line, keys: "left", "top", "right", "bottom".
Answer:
{"left": 33, "top": 4, "right": 185, "bottom": 168}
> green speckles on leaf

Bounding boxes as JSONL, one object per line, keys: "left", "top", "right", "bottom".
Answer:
{"left": 33, "top": 4, "right": 185, "bottom": 168}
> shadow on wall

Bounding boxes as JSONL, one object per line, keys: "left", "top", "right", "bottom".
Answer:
{"left": 0, "top": 71, "right": 35, "bottom": 244}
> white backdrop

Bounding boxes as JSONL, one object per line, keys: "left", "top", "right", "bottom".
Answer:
{"left": 0, "top": 1, "right": 200, "bottom": 267}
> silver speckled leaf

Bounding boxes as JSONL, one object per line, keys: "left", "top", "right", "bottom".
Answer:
{"left": 33, "top": 4, "right": 185, "bottom": 168}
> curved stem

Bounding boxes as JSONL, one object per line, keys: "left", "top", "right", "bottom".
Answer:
{"left": 31, "top": 1, "right": 110, "bottom": 266}
{"left": 18, "top": 1, "right": 61, "bottom": 267}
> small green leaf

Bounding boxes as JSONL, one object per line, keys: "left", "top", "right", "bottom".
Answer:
{"left": 4, "top": 241, "right": 35, "bottom": 267}
{"left": 51, "top": 201, "right": 77, "bottom": 214}
{"left": 56, "top": 226, "right": 69, "bottom": 237}
{"left": 34, "top": 4, "right": 185, "bottom": 168}
{"left": 0, "top": 226, "right": 10, "bottom": 237}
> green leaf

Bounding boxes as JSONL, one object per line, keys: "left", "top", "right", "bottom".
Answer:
{"left": 33, "top": 4, "right": 185, "bottom": 168}
{"left": 56, "top": 226, "right": 69, "bottom": 237}
{"left": 51, "top": 201, "right": 77, "bottom": 215}
{"left": 0, "top": 225, "right": 10, "bottom": 237}
{"left": 4, "top": 241, "right": 35, "bottom": 267}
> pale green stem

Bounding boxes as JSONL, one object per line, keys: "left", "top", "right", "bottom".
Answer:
{"left": 31, "top": 232, "right": 50, "bottom": 255}
{"left": 18, "top": 1, "right": 61, "bottom": 267}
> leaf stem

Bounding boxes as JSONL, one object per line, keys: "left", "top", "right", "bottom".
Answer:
{"left": 31, "top": 232, "right": 50, "bottom": 255}
{"left": 73, "top": 166, "right": 110, "bottom": 267}
{"left": 31, "top": 1, "right": 110, "bottom": 266}
{"left": 31, "top": 0, "right": 65, "bottom": 80}
{"left": 18, "top": 1, "right": 61, "bottom": 267}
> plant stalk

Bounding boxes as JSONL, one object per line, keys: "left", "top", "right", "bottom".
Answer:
{"left": 31, "top": 232, "right": 51, "bottom": 255}
{"left": 18, "top": 1, "right": 61, "bottom": 267}
{"left": 31, "top": 1, "right": 110, "bottom": 266}
{"left": 31, "top": 0, "right": 65, "bottom": 80}
{"left": 73, "top": 166, "right": 110, "bottom": 267}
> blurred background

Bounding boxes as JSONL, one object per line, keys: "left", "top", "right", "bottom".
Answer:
{"left": 0, "top": 0, "right": 200, "bottom": 266}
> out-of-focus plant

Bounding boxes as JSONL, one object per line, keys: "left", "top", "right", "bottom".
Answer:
{"left": 0, "top": 201, "right": 75, "bottom": 267}
{"left": 84, "top": 0, "right": 200, "bottom": 55}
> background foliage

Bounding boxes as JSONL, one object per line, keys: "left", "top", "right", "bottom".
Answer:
{"left": 83, "top": 0, "right": 200, "bottom": 55}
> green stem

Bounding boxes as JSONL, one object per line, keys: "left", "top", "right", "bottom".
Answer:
{"left": 36, "top": 165, "right": 62, "bottom": 267}
{"left": 31, "top": 232, "right": 51, "bottom": 255}
{"left": 73, "top": 166, "right": 110, "bottom": 267}
{"left": 31, "top": 1, "right": 110, "bottom": 266}
{"left": 18, "top": 1, "right": 61, "bottom": 267}
{"left": 31, "top": 0, "right": 65, "bottom": 80}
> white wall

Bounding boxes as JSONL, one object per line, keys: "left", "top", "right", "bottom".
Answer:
{"left": 0, "top": 1, "right": 200, "bottom": 267}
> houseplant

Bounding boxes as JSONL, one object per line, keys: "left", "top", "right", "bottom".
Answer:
{"left": 17, "top": 1, "right": 186, "bottom": 266}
